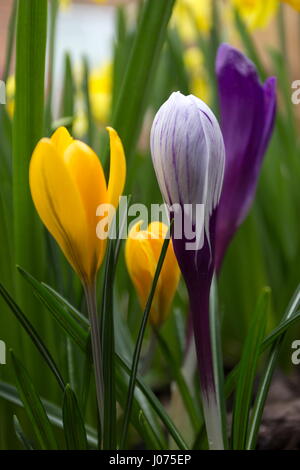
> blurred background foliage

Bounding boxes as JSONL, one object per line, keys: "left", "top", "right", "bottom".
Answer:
{"left": 0, "top": 0, "right": 300, "bottom": 449}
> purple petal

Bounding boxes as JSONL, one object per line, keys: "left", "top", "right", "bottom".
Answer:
{"left": 215, "top": 44, "right": 276, "bottom": 271}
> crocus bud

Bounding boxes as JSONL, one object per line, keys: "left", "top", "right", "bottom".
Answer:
{"left": 215, "top": 44, "right": 276, "bottom": 272}
{"left": 151, "top": 92, "right": 225, "bottom": 450}
{"left": 30, "top": 126, "right": 126, "bottom": 286}
{"left": 125, "top": 221, "right": 180, "bottom": 327}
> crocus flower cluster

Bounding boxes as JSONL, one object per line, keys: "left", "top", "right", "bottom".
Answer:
{"left": 150, "top": 44, "right": 276, "bottom": 449}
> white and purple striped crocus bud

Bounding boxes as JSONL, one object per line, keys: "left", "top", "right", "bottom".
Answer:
{"left": 151, "top": 92, "right": 225, "bottom": 450}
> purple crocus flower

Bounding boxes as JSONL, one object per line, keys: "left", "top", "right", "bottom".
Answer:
{"left": 151, "top": 91, "right": 225, "bottom": 449}
{"left": 215, "top": 44, "right": 277, "bottom": 272}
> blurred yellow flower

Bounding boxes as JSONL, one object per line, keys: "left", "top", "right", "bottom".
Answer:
{"left": 30, "top": 126, "right": 126, "bottom": 286}
{"left": 281, "top": 0, "right": 300, "bottom": 10}
{"left": 125, "top": 221, "right": 180, "bottom": 327}
{"left": 6, "top": 75, "right": 15, "bottom": 118}
{"left": 172, "top": 0, "right": 212, "bottom": 41}
{"left": 89, "top": 63, "right": 112, "bottom": 125}
{"left": 232, "top": 0, "right": 279, "bottom": 30}
{"left": 59, "top": 0, "right": 71, "bottom": 10}
{"left": 184, "top": 47, "right": 210, "bottom": 103}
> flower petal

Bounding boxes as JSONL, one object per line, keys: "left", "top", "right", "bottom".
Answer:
{"left": 29, "top": 139, "right": 94, "bottom": 283}
{"left": 106, "top": 127, "right": 126, "bottom": 209}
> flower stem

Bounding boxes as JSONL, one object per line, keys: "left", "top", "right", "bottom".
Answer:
{"left": 190, "top": 278, "right": 224, "bottom": 450}
{"left": 84, "top": 282, "right": 104, "bottom": 433}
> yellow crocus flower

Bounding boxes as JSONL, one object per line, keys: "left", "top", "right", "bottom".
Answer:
{"left": 232, "top": 0, "right": 279, "bottom": 30}
{"left": 184, "top": 47, "right": 210, "bottom": 104}
{"left": 172, "top": 0, "right": 212, "bottom": 41}
{"left": 89, "top": 63, "right": 112, "bottom": 125}
{"left": 281, "top": 0, "right": 300, "bottom": 10}
{"left": 6, "top": 75, "right": 15, "bottom": 118}
{"left": 125, "top": 221, "right": 180, "bottom": 327}
{"left": 30, "top": 126, "right": 126, "bottom": 286}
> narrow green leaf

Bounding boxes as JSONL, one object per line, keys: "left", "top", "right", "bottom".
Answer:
{"left": 0, "top": 282, "right": 65, "bottom": 391}
{"left": 10, "top": 351, "right": 58, "bottom": 450}
{"left": 116, "top": 353, "right": 188, "bottom": 450}
{"left": 100, "top": 239, "right": 117, "bottom": 450}
{"left": 13, "top": 415, "right": 34, "bottom": 450}
{"left": 209, "top": 275, "right": 228, "bottom": 449}
{"left": 13, "top": 0, "right": 47, "bottom": 308}
{"left": 111, "top": 0, "right": 176, "bottom": 162}
{"left": 120, "top": 225, "right": 172, "bottom": 448}
{"left": 0, "top": 380, "right": 98, "bottom": 448}
{"left": 154, "top": 329, "right": 201, "bottom": 432}
{"left": 246, "top": 285, "right": 300, "bottom": 449}
{"left": 231, "top": 288, "right": 269, "bottom": 450}
{"left": 45, "top": 0, "right": 59, "bottom": 133}
{"left": 2, "top": 0, "right": 17, "bottom": 82}
{"left": 225, "top": 286, "right": 300, "bottom": 399}
{"left": 62, "top": 385, "right": 88, "bottom": 450}
{"left": 17, "top": 266, "right": 88, "bottom": 350}
{"left": 60, "top": 53, "right": 74, "bottom": 132}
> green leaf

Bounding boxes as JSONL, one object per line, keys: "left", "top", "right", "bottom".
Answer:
{"left": 225, "top": 286, "right": 300, "bottom": 400}
{"left": 209, "top": 275, "right": 228, "bottom": 448}
{"left": 116, "top": 353, "right": 188, "bottom": 450}
{"left": 0, "top": 380, "right": 98, "bottom": 448}
{"left": 60, "top": 52, "right": 74, "bottom": 133}
{"left": 231, "top": 288, "right": 270, "bottom": 450}
{"left": 13, "top": 415, "right": 34, "bottom": 450}
{"left": 111, "top": 0, "right": 176, "bottom": 163}
{"left": 154, "top": 329, "right": 201, "bottom": 432}
{"left": 10, "top": 351, "right": 58, "bottom": 450}
{"left": 100, "top": 239, "right": 117, "bottom": 449}
{"left": 17, "top": 266, "right": 89, "bottom": 350}
{"left": 62, "top": 385, "right": 88, "bottom": 450}
{"left": 246, "top": 284, "right": 300, "bottom": 450}
{"left": 13, "top": 0, "right": 47, "bottom": 309}
{"left": 2, "top": 0, "right": 17, "bottom": 82}
{"left": 120, "top": 227, "right": 172, "bottom": 448}
{"left": 0, "top": 282, "right": 65, "bottom": 391}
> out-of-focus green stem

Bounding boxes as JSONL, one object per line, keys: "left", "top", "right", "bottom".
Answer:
{"left": 111, "top": 0, "right": 176, "bottom": 164}
{"left": 45, "top": 0, "right": 59, "bottom": 134}
{"left": 2, "top": 0, "right": 17, "bottom": 82}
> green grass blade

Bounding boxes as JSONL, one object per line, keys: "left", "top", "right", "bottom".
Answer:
{"left": 246, "top": 285, "right": 300, "bottom": 449}
{"left": 17, "top": 266, "right": 88, "bottom": 350}
{"left": 210, "top": 275, "right": 228, "bottom": 448}
{"left": 2, "top": 0, "right": 17, "bottom": 82}
{"left": 116, "top": 353, "right": 188, "bottom": 450}
{"left": 0, "top": 381, "right": 98, "bottom": 448}
{"left": 10, "top": 351, "right": 58, "bottom": 450}
{"left": 13, "top": 0, "right": 47, "bottom": 306}
{"left": 13, "top": 415, "right": 34, "bottom": 450}
{"left": 0, "top": 283, "right": 65, "bottom": 391}
{"left": 231, "top": 288, "right": 270, "bottom": 449}
{"left": 62, "top": 385, "right": 88, "bottom": 450}
{"left": 225, "top": 285, "right": 300, "bottom": 399}
{"left": 100, "top": 239, "right": 117, "bottom": 450}
{"left": 60, "top": 53, "right": 74, "bottom": 133}
{"left": 154, "top": 329, "right": 201, "bottom": 432}
{"left": 111, "top": 0, "right": 176, "bottom": 162}
{"left": 120, "top": 226, "right": 172, "bottom": 448}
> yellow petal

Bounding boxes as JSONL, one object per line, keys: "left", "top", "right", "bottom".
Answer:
{"left": 106, "top": 127, "right": 126, "bottom": 209}
{"left": 51, "top": 126, "right": 73, "bottom": 156}
{"left": 125, "top": 221, "right": 180, "bottom": 327}
{"left": 63, "top": 139, "right": 108, "bottom": 268}
{"left": 29, "top": 139, "right": 94, "bottom": 283}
